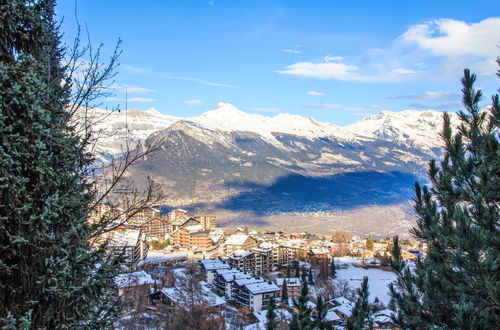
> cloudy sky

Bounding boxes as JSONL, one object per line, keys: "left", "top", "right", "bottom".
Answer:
{"left": 56, "top": 0, "right": 499, "bottom": 125}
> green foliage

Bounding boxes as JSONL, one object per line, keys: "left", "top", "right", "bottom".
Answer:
{"left": 312, "top": 296, "right": 331, "bottom": 330}
{"left": 330, "top": 259, "right": 337, "bottom": 278}
{"left": 266, "top": 297, "right": 277, "bottom": 330}
{"left": 151, "top": 239, "right": 170, "bottom": 250}
{"left": 281, "top": 280, "right": 288, "bottom": 302}
{"left": 0, "top": 1, "right": 120, "bottom": 327}
{"left": 294, "top": 260, "right": 300, "bottom": 278}
{"left": 346, "top": 276, "right": 370, "bottom": 330}
{"left": 366, "top": 235, "right": 374, "bottom": 251}
{"left": 292, "top": 281, "right": 312, "bottom": 329}
{"left": 307, "top": 268, "right": 314, "bottom": 285}
{"left": 389, "top": 68, "right": 500, "bottom": 328}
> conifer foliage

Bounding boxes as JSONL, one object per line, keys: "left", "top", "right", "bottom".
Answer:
{"left": 0, "top": 1, "right": 120, "bottom": 328}
{"left": 389, "top": 68, "right": 500, "bottom": 328}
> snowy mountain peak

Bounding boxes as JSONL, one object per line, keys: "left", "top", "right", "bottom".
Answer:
{"left": 145, "top": 107, "right": 162, "bottom": 116}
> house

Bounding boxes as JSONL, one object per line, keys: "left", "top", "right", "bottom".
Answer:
{"left": 332, "top": 301, "right": 354, "bottom": 320}
{"left": 245, "top": 308, "right": 292, "bottom": 329}
{"left": 225, "top": 234, "right": 257, "bottom": 253}
{"left": 275, "top": 278, "right": 301, "bottom": 297}
{"left": 148, "top": 281, "right": 226, "bottom": 312}
{"left": 307, "top": 248, "right": 330, "bottom": 266}
{"left": 107, "top": 229, "right": 148, "bottom": 266}
{"left": 114, "top": 271, "right": 154, "bottom": 312}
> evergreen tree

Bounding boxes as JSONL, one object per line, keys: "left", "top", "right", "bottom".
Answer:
{"left": 330, "top": 259, "right": 336, "bottom": 278}
{"left": 287, "top": 265, "right": 291, "bottom": 278}
{"left": 346, "top": 276, "right": 370, "bottom": 330}
{"left": 0, "top": 1, "right": 120, "bottom": 327}
{"left": 307, "top": 268, "right": 314, "bottom": 285}
{"left": 292, "top": 281, "right": 312, "bottom": 329}
{"left": 301, "top": 267, "right": 307, "bottom": 283}
{"left": 281, "top": 279, "right": 288, "bottom": 302}
{"left": 389, "top": 68, "right": 500, "bottom": 328}
{"left": 312, "top": 296, "right": 330, "bottom": 330}
{"left": 266, "top": 297, "right": 277, "bottom": 330}
{"left": 294, "top": 261, "right": 300, "bottom": 278}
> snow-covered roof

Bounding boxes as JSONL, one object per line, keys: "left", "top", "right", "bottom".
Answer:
{"left": 372, "top": 309, "right": 394, "bottom": 324}
{"left": 253, "top": 308, "right": 292, "bottom": 324}
{"left": 114, "top": 271, "right": 154, "bottom": 288}
{"left": 160, "top": 283, "right": 225, "bottom": 309}
{"left": 327, "top": 296, "right": 352, "bottom": 306}
{"left": 108, "top": 229, "right": 142, "bottom": 246}
{"left": 287, "top": 298, "right": 316, "bottom": 309}
{"left": 235, "top": 277, "right": 265, "bottom": 287}
{"left": 244, "top": 281, "right": 280, "bottom": 294}
{"left": 200, "top": 259, "right": 230, "bottom": 271}
{"left": 333, "top": 303, "right": 353, "bottom": 318}
{"left": 324, "top": 309, "right": 341, "bottom": 322}
{"left": 275, "top": 278, "right": 301, "bottom": 287}
{"left": 229, "top": 249, "right": 253, "bottom": 260}
{"left": 225, "top": 234, "right": 251, "bottom": 246}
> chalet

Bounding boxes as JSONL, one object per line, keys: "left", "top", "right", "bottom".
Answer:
{"left": 148, "top": 281, "right": 226, "bottom": 312}
{"left": 114, "top": 271, "right": 154, "bottom": 312}
{"left": 307, "top": 248, "right": 330, "bottom": 266}
{"left": 225, "top": 234, "right": 257, "bottom": 253}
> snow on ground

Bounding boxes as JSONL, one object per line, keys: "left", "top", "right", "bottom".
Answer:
{"left": 335, "top": 262, "right": 397, "bottom": 306}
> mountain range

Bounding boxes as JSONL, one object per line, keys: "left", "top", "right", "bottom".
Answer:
{"left": 86, "top": 102, "right": 457, "bottom": 233}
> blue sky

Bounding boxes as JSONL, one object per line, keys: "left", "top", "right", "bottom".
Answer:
{"left": 56, "top": 0, "right": 499, "bottom": 125}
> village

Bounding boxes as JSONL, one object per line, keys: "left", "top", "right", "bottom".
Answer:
{"left": 91, "top": 204, "right": 423, "bottom": 329}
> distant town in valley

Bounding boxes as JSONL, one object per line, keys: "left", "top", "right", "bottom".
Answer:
{"left": 95, "top": 203, "right": 422, "bottom": 329}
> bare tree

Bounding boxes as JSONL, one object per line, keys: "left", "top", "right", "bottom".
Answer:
{"left": 63, "top": 23, "right": 165, "bottom": 240}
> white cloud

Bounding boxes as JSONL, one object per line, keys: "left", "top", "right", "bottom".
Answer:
{"left": 391, "top": 68, "right": 420, "bottom": 75}
{"left": 119, "top": 84, "right": 154, "bottom": 93}
{"left": 282, "top": 49, "right": 303, "bottom": 54}
{"left": 307, "top": 90, "right": 325, "bottom": 96}
{"left": 324, "top": 55, "right": 343, "bottom": 62}
{"left": 302, "top": 103, "right": 341, "bottom": 109}
{"left": 277, "top": 61, "right": 377, "bottom": 82}
{"left": 123, "top": 65, "right": 145, "bottom": 73}
{"left": 185, "top": 99, "right": 203, "bottom": 106}
{"left": 159, "top": 74, "right": 236, "bottom": 88}
{"left": 400, "top": 18, "right": 500, "bottom": 58}
{"left": 252, "top": 107, "right": 281, "bottom": 113}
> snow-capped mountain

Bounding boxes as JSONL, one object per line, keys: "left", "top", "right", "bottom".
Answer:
{"left": 84, "top": 102, "right": 457, "bottom": 214}
{"left": 87, "top": 102, "right": 451, "bottom": 160}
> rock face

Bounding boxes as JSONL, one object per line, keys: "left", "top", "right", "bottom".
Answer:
{"left": 87, "top": 103, "right": 456, "bottom": 215}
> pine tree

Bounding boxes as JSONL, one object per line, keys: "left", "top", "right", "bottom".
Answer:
{"left": 266, "top": 297, "right": 277, "bottom": 330}
{"left": 287, "top": 265, "right": 291, "bottom": 278}
{"left": 281, "top": 279, "right": 288, "bottom": 302}
{"left": 295, "top": 261, "right": 300, "bottom": 278}
{"left": 0, "top": 1, "right": 120, "bottom": 327}
{"left": 389, "top": 68, "right": 500, "bottom": 328}
{"left": 330, "top": 259, "right": 336, "bottom": 278}
{"left": 346, "top": 276, "right": 370, "bottom": 330}
{"left": 312, "top": 296, "right": 330, "bottom": 330}
{"left": 307, "top": 268, "right": 314, "bottom": 285}
{"left": 292, "top": 281, "right": 312, "bottom": 329}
